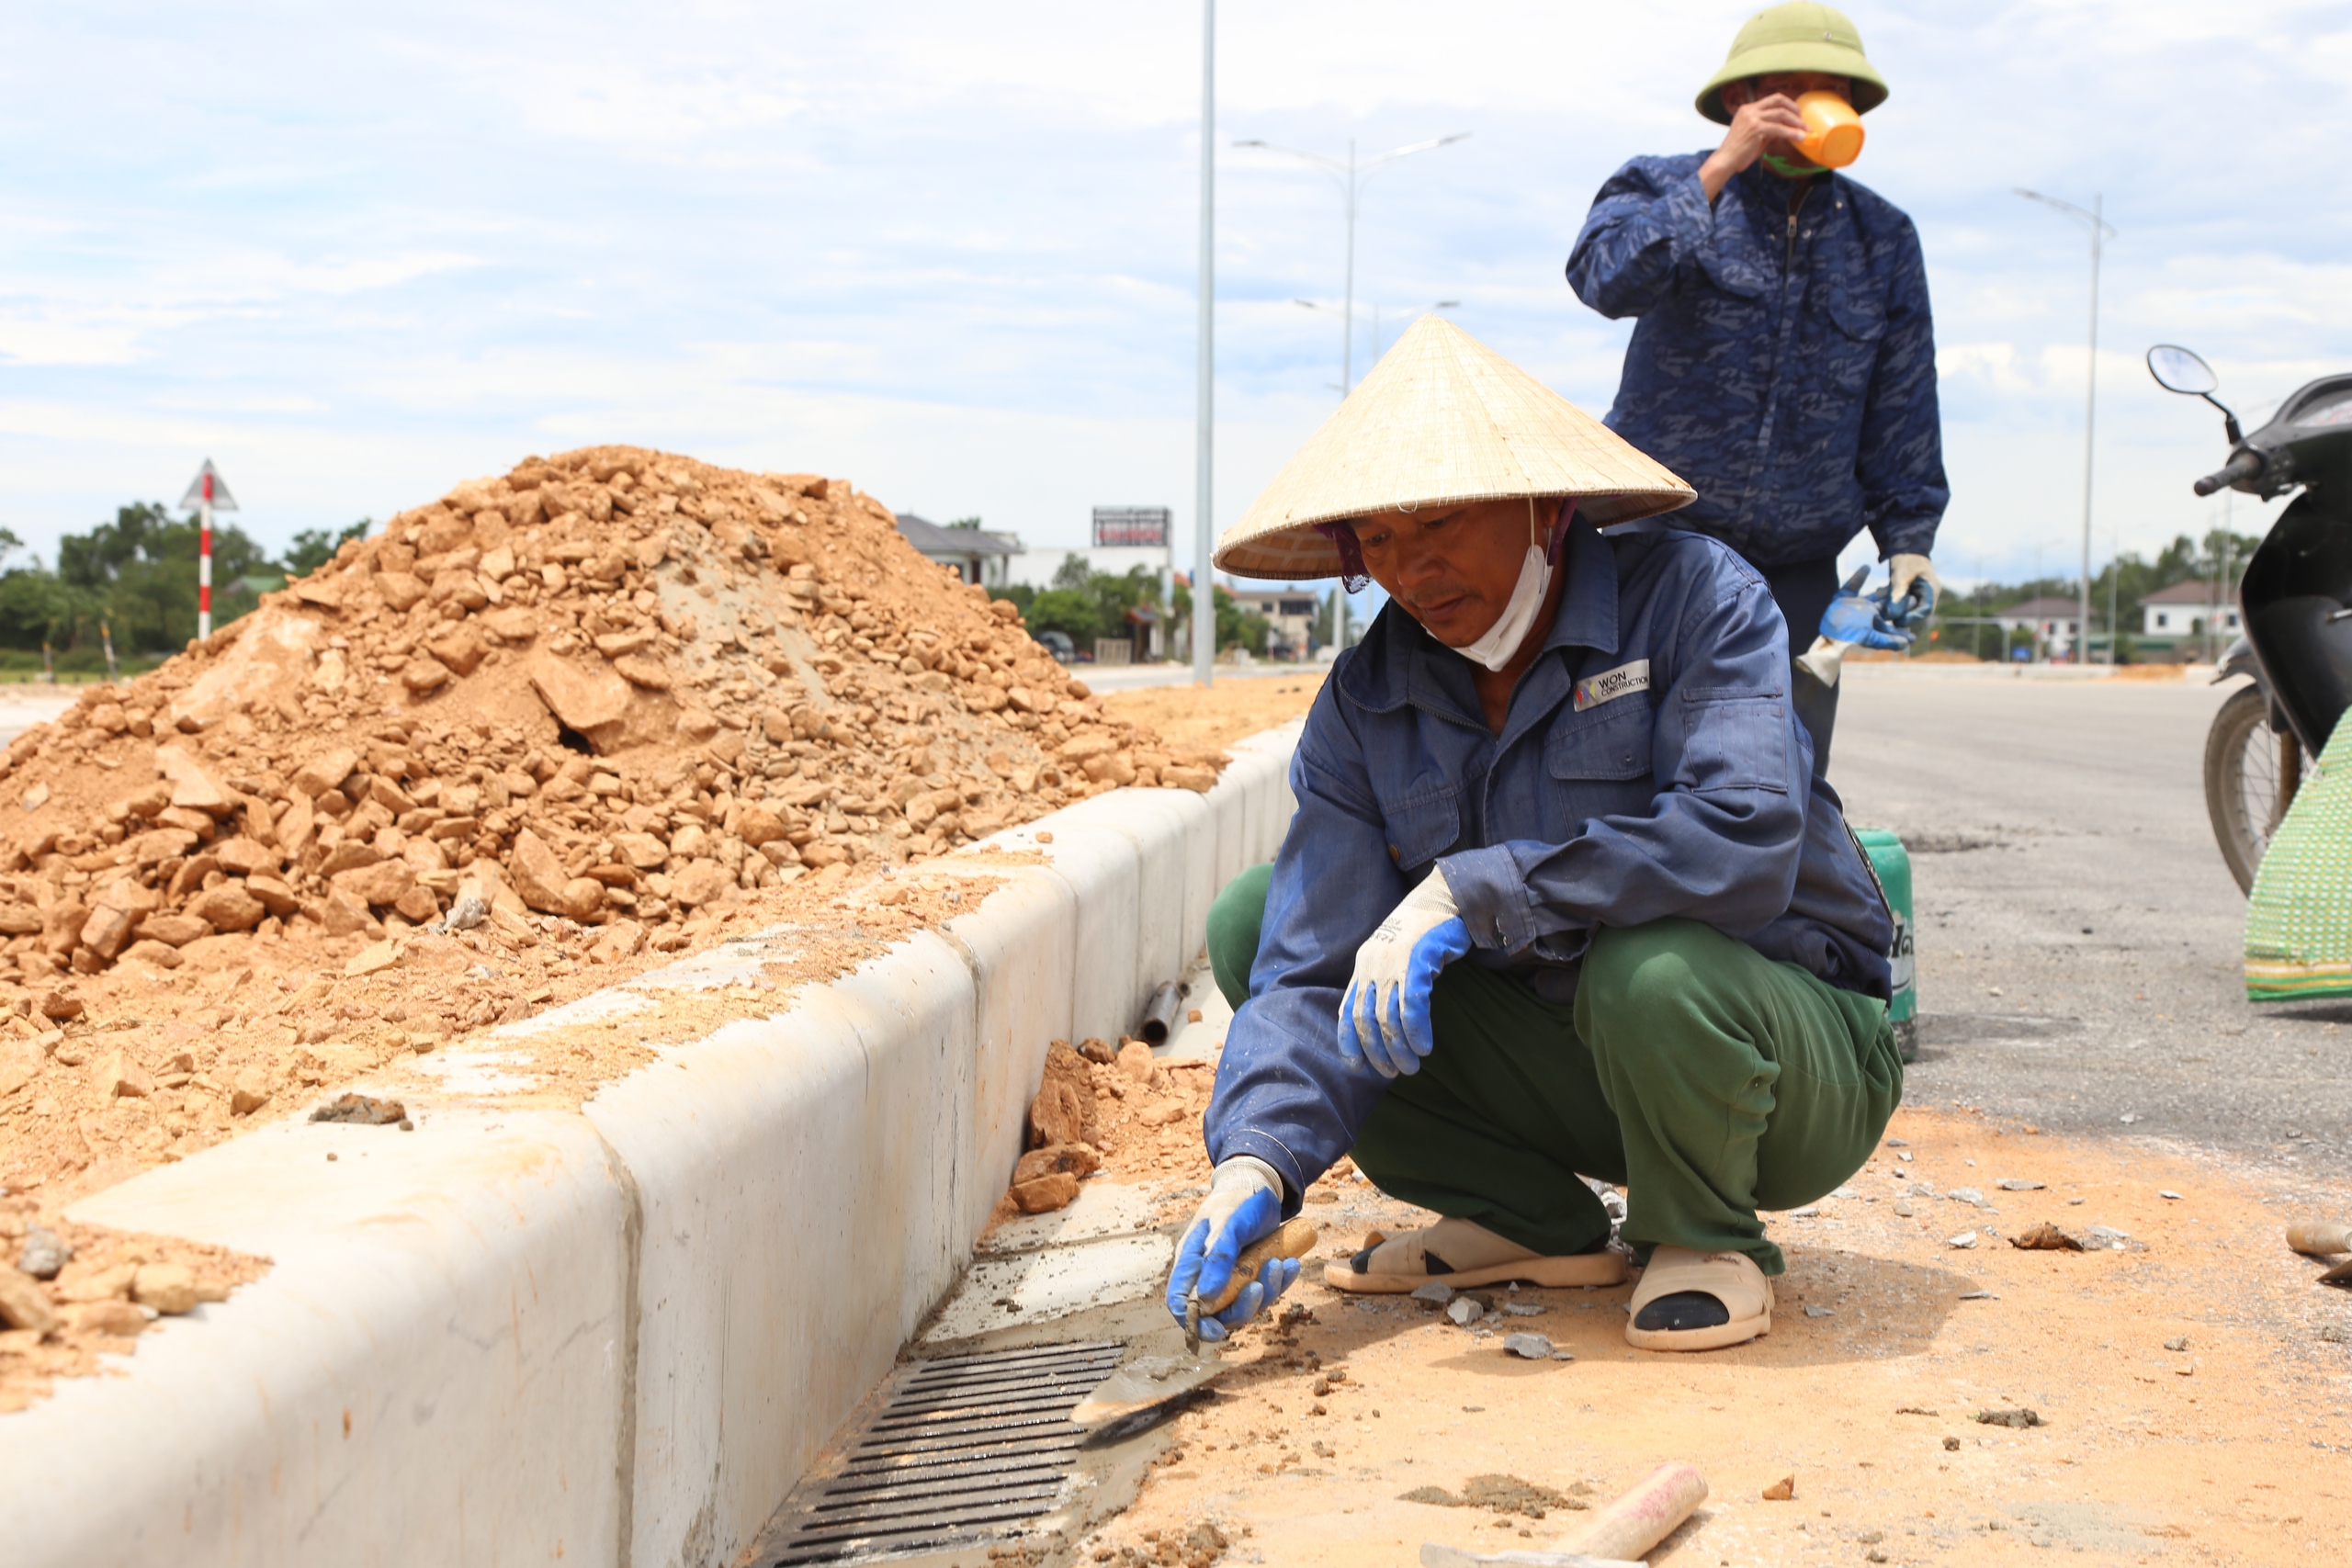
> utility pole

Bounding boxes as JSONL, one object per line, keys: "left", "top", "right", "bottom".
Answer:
{"left": 2017, "top": 189, "right": 2117, "bottom": 665}
{"left": 1191, "top": 0, "right": 1216, "bottom": 689}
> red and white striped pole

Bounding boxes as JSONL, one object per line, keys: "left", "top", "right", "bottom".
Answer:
{"left": 198, "top": 471, "right": 214, "bottom": 640}
{"left": 180, "top": 459, "right": 237, "bottom": 644}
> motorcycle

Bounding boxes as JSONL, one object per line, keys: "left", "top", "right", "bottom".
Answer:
{"left": 2147, "top": 344, "right": 2352, "bottom": 892}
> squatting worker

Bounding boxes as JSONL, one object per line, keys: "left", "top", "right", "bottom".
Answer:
{"left": 1162, "top": 316, "right": 1902, "bottom": 1354}
{"left": 1565, "top": 2, "right": 1947, "bottom": 768}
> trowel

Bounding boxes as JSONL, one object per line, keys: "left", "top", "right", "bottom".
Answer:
{"left": 1069, "top": 1218, "right": 1318, "bottom": 1433}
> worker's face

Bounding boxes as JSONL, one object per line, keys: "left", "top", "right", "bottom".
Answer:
{"left": 1720, "top": 71, "right": 1851, "bottom": 115}
{"left": 1347, "top": 499, "right": 1538, "bottom": 649}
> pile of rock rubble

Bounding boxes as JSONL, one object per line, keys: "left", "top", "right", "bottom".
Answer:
{"left": 0, "top": 445, "right": 1224, "bottom": 998}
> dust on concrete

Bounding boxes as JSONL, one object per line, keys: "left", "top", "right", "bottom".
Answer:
{"left": 1396, "top": 1473, "right": 1589, "bottom": 1517}
{"left": 1040, "top": 1100, "right": 2352, "bottom": 1566}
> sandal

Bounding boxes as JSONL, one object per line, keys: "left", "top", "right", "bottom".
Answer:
{"left": 1322, "top": 1216, "right": 1626, "bottom": 1293}
{"left": 1623, "top": 1245, "right": 1773, "bottom": 1351}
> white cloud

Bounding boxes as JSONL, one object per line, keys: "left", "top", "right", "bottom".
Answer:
{"left": 2, "top": 0, "right": 2350, "bottom": 589}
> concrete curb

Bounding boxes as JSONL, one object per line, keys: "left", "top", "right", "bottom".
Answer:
{"left": 0, "top": 720, "right": 1300, "bottom": 1568}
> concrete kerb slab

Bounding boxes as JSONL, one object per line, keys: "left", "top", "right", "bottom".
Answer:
{"left": 1, "top": 1108, "right": 634, "bottom": 1567}
{"left": 0, "top": 724, "right": 1302, "bottom": 1568}
{"left": 588, "top": 931, "right": 984, "bottom": 1568}
{"left": 1045, "top": 790, "right": 1200, "bottom": 1012}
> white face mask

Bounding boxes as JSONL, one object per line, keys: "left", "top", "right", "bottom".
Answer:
{"left": 1445, "top": 504, "right": 1555, "bottom": 671}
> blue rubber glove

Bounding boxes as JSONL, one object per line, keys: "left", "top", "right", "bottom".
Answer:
{"left": 1819, "top": 577, "right": 1914, "bottom": 650}
{"left": 1165, "top": 1157, "right": 1296, "bottom": 1342}
{"left": 1886, "top": 553, "right": 1939, "bottom": 630}
{"left": 1338, "top": 872, "right": 1473, "bottom": 1078}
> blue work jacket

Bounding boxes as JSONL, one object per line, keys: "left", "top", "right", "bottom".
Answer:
{"left": 1566, "top": 155, "right": 1948, "bottom": 570}
{"left": 1204, "top": 522, "right": 1894, "bottom": 1205}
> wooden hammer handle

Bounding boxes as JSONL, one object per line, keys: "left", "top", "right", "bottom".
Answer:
{"left": 2288, "top": 1223, "right": 2352, "bottom": 1257}
{"left": 1561, "top": 1461, "right": 1709, "bottom": 1562}
{"left": 1201, "top": 1218, "right": 1320, "bottom": 1314}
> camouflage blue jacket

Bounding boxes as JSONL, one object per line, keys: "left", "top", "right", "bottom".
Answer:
{"left": 1566, "top": 155, "right": 1948, "bottom": 570}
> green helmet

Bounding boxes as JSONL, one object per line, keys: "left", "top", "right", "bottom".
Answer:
{"left": 1697, "top": 2, "right": 1888, "bottom": 125}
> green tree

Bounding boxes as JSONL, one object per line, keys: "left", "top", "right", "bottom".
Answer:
{"left": 946, "top": 515, "right": 985, "bottom": 531}
{"left": 285, "top": 519, "right": 372, "bottom": 575}
{"left": 1023, "top": 589, "right": 1102, "bottom": 645}
{"left": 57, "top": 502, "right": 277, "bottom": 653}
{"left": 1171, "top": 579, "right": 1269, "bottom": 654}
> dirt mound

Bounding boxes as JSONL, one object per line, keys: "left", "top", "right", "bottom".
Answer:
{"left": 0, "top": 446, "right": 1256, "bottom": 1417}
{"left": 0, "top": 446, "right": 1222, "bottom": 996}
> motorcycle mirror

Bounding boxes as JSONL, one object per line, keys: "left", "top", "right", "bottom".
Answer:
{"left": 2147, "top": 344, "right": 2245, "bottom": 444}
{"left": 2147, "top": 344, "right": 2219, "bottom": 396}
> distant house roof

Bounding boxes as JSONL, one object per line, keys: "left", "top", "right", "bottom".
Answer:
{"left": 897, "top": 513, "right": 1018, "bottom": 558}
{"left": 2000, "top": 597, "right": 2084, "bottom": 619}
{"left": 2142, "top": 580, "right": 2233, "bottom": 605}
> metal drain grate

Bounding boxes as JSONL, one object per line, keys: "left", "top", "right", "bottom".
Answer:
{"left": 753, "top": 1340, "right": 1124, "bottom": 1565}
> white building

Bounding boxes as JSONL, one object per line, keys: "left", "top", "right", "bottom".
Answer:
{"left": 2140, "top": 580, "right": 2242, "bottom": 639}
{"left": 1231, "top": 591, "right": 1321, "bottom": 660}
{"left": 895, "top": 513, "right": 1021, "bottom": 588}
{"left": 1995, "top": 596, "right": 2082, "bottom": 660}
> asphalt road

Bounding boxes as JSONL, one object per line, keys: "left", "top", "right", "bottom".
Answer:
{"left": 1830, "top": 667, "right": 2346, "bottom": 1173}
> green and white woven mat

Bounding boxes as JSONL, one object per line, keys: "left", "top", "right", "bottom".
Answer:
{"left": 2246, "top": 714, "right": 2352, "bottom": 1002}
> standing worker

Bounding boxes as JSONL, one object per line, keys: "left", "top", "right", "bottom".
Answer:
{"left": 1565, "top": 2, "right": 1947, "bottom": 767}
{"left": 1164, "top": 317, "right": 1901, "bottom": 1354}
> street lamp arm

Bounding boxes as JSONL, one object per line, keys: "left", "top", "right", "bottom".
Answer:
{"left": 1363, "top": 130, "right": 1473, "bottom": 172}
{"left": 1233, "top": 138, "right": 1346, "bottom": 176}
{"left": 2014, "top": 187, "right": 2118, "bottom": 240}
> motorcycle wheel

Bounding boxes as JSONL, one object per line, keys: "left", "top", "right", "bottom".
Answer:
{"left": 2204, "top": 682, "right": 2301, "bottom": 895}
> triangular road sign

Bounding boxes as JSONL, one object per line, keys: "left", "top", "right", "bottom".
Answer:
{"left": 179, "top": 459, "right": 239, "bottom": 513}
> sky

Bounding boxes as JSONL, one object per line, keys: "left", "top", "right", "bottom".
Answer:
{"left": 6, "top": 0, "right": 2352, "bottom": 601}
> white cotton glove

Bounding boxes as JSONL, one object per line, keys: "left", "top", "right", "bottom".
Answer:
{"left": 1338, "top": 871, "right": 1472, "bottom": 1079}
{"left": 1886, "top": 554, "right": 1940, "bottom": 629}
{"left": 1164, "top": 1156, "right": 1294, "bottom": 1341}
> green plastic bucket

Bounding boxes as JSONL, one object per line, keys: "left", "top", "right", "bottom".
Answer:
{"left": 1852, "top": 828, "right": 1916, "bottom": 1062}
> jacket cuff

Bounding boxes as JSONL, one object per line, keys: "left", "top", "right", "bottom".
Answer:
{"left": 1668, "top": 168, "right": 1718, "bottom": 243}
{"left": 1437, "top": 846, "right": 1532, "bottom": 952}
{"left": 1210, "top": 1129, "right": 1309, "bottom": 1215}
{"left": 1874, "top": 521, "right": 1939, "bottom": 559}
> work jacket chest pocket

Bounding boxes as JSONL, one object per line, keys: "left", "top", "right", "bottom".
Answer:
{"left": 1672, "top": 687, "right": 1791, "bottom": 795}
{"left": 1378, "top": 787, "right": 1462, "bottom": 876}
{"left": 1540, "top": 702, "right": 1656, "bottom": 841}
{"left": 1807, "top": 287, "right": 1886, "bottom": 399}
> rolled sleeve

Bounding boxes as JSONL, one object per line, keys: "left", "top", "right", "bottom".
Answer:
{"left": 1860, "top": 220, "right": 1950, "bottom": 560}
{"left": 1566, "top": 156, "right": 1718, "bottom": 321}
{"left": 1203, "top": 694, "right": 1406, "bottom": 1206}
{"left": 1449, "top": 558, "right": 1808, "bottom": 960}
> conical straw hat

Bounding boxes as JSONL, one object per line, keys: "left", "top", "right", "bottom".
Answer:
{"left": 1216, "top": 315, "right": 1695, "bottom": 581}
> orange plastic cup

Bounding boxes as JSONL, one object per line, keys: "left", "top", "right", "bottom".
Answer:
{"left": 1792, "top": 89, "right": 1864, "bottom": 169}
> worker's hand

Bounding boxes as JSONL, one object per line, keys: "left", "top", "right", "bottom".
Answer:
{"left": 1166, "top": 1157, "right": 1295, "bottom": 1342}
{"left": 1338, "top": 871, "right": 1471, "bottom": 1078}
{"left": 1700, "top": 90, "right": 1811, "bottom": 196}
{"left": 1819, "top": 581, "right": 1914, "bottom": 651}
{"left": 1886, "top": 554, "right": 1940, "bottom": 629}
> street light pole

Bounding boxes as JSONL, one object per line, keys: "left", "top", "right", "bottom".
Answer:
{"left": 1235, "top": 131, "right": 1469, "bottom": 396}
{"left": 1192, "top": 0, "right": 1216, "bottom": 689}
{"left": 2017, "top": 188, "right": 2117, "bottom": 665}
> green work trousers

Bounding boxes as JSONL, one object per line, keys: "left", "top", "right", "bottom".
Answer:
{"left": 1204, "top": 866, "right": 1901, "bottom": 1275}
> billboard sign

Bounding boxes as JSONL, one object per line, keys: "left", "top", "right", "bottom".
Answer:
{"left": 1091, "top": 506, "right": 1170, "bottom": 548}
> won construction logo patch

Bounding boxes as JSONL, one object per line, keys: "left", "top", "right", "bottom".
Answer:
{"left": 1572, "top": 659, "right": 1650, "bottom": 712}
